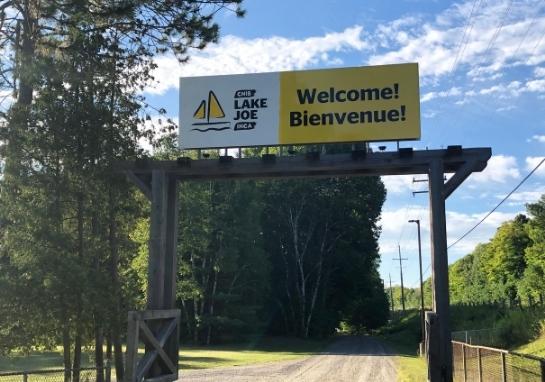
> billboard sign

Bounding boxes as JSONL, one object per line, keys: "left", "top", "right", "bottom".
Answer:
{"left": 179, "top": 63, "right": 420, "bottom": 149}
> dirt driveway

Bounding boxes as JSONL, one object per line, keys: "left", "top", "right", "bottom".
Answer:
{"left": 178, "top": 336, "right": 398, "bottom": 382}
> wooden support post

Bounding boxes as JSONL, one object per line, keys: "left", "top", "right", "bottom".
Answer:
{"left": 477, "top": 348, "right": 482, "bottom": 382}
{"left": 462, "top": 344, "right": 466, "bottom": 382}
{"left": 428, "top": 159, "right": 453, "bottom": 381}
{"left": 163, "top": 176, "right": 179, "bottom": 374}
{"left": 501, "top": 352, "right": 507, "bottom": 382}
{"left": 149, "top": 172, "right": 180, "bottom": 379}
{"left": 426, "top": 311, "right": 440, "bottom": 382}
{"left": 148, "top": 170, "right": 168, "bottom": 310}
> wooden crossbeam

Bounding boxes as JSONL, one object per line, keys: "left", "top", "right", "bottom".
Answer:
{"left": 443, "top": 159, "right": 485, "bottom": 199}
{"left": 119, "top": 148, "right": 492, "bottom": 182}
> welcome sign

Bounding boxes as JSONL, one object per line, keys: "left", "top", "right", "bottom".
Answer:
{"left": 179, "top": 63, "right": 420, "bottom": 149}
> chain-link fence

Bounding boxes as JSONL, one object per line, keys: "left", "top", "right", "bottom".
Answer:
{"left": 0, "top": 368, "right": 111, "bottom": 382}
{"left": 453, "top": 340, "right": 545, "bottom": 382}
{"left": 452, "top": 328, "right": 503, "bottom": 347}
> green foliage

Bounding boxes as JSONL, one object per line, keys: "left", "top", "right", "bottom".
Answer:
{"left": 177, "top": 179, "right": 270, "bottom": 344}
{"left": 448, "top": 208, "right": 543, "bottom": 307}
{"left": 262, "top": 175, "right": 387, "bottom": 337}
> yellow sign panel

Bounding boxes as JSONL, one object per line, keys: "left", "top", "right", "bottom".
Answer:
{"left": 278, "top": 63, "right": 420, "bottom": 144}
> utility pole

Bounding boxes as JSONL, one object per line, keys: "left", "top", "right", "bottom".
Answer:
{"left": 394, "top": 246, "right": 408, "bottom": 312}
{"left": 389, "top": 273, "right": 394, "bottom": 312}
{"left": 409, "top": 219, "right": 426, "bottom": 345}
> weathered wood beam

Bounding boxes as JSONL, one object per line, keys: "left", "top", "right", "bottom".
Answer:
{"left": 126, "top": 171, "right": 152, "bottom": 199}
{"left": 118, "top": 148, "right": 491, "bottom": 181}
{"left": 443, "top": 159, "right": 485, "bottom": 199}
{"left": 428, "top": 159, "right": 453, "bottom": 382}
{"left": 139, "top": 322, "right": 177, "bottom": 373}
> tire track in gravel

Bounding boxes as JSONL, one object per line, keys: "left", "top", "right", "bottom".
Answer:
{"left": 178, "top": 336, "right": 397, "bottom": 382}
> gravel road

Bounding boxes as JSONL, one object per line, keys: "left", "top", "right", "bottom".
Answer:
{"left": 178, "top": 336, "right": 398, "bottom": 382}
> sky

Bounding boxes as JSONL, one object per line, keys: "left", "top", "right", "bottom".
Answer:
{"left": 142, "top": 0, "right": 545, "bottom": 288}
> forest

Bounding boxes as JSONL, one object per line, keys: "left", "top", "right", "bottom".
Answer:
{"left": 390, "top": 195, "right": 545, "bottom": 309}
{"left": 0, "top": 1, "right": 390, "bottom": 380}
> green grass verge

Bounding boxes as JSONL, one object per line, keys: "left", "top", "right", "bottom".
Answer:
{"left": 0, "top": 337, "right": 330, "bottom": 373}
{"left": 0, "top": 350, "right": 93, "bottom": 373}
{"left": 380, "top": 310, "right": 428, "bottom": 382}
{"left": 514, "top": 334, "right": 545, "bottom": 357}
{"left": 181, "top": 337, "right": 330, "bottom": 369}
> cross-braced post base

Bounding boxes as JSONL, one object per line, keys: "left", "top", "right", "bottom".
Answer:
{"left": 125, "top": 310, "right": 180, "bottom": 382}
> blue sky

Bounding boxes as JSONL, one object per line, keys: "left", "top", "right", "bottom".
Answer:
{"left": 143, "top": 0, "right": 545, "bottom": 288}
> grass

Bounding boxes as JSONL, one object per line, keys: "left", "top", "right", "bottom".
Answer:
{"left": 514, "top": 333, "right": 545, "bottom": 357}
{"left": 379, "top": 310, "right": 428, "bottom": 382}
{"left": 0, "top": 337, "right": 330, "bottom": 373}
{"left": 0, "top": 350, "right": 93, "bottom": 373}
{"left": 181, "top": 337, "right": 330, "bottom": 369}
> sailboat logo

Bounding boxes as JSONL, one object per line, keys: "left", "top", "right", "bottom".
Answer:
{"left": 191, "top": 91, "right": 231, "bottom": 132}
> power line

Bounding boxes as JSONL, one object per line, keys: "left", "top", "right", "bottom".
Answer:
{"left": 448, "top": 156, "right": 545, "bottom": 249}
{"left": 482, "top": 0, "right": 513, "bottom": 60}
{"left": 449, "top": 0, "right": 481, "bottom": 74}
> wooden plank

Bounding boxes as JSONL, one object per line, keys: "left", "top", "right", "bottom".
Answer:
{"left": 132, "top": 310, "right": 180, "bottom": 321}
{"left": 164, "top": 176, "right": 179, "bottom": 309}
{"left": 139, "top": 322, "right": 177, "bottom": 373}
{"left": 164, "top": 176, "right": 180, "bottom": 376}
{"left": 136, "top": 319, "right": 178, "bottom": 379}
{"left": 126, "top": 172, "right": 152, "bottom": 200}
{"left": 148, "top": 170, "right": 167, "bottom": 310}
{"left": 136, "top": 350, "right": 158, "bottom": 382}
{"left": 443, "top": 159, "right": 483, "bottom": 199}
{"left": 118, "top": 148, "right": 492, "bottom": 181}
{"left": 144, "top": 373, "right": 177, "bottom": 382}
{"left": 428, "top": 159, "right": 453, "bottom": 382}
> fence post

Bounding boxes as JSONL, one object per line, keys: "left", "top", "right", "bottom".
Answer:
{"left": 22, "top": 372, "right": 28, "bottom": 382}
{"left": 462, "top": 344, "right": 467, "bottom": 382}
{"left": 501, "top": 352, "right": 507, "bottom": 382}
{"left": 478, "top": 348, "right": 482, "bottom": 382}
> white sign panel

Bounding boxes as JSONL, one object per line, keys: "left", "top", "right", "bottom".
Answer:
{"left": 180, "top": 73, "right": 279, "bottom": 149}
{"left": 179, "top": 64, "right": 420, "bottom": 149}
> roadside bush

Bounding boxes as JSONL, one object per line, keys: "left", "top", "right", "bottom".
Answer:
{"left": 495, "top": 308, "right": 544, "bottom": 348}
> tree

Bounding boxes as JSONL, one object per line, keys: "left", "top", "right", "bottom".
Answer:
{"left": 262, "top": 176, "right": 386, "bottom": 338}
{"left": 0, "top": 0, "right": 244, "bottom": 377}
{"left": 520, "top": 196, "right": 545, "bottom": 304}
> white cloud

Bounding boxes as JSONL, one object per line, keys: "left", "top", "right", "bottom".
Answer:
{"left": 502, "top": 187, "right": 545, "bottom": 205}
{"left": 147, "top": 26, "right": 368, "bottom": 95}
{"left": 368, "top": 0, "right": 545, "bottom": 80}
{"left": 535, "top": 67, "right": 545, "bottom": 77}
{"left": 530, "top": 135, "right": 545, "bottom": 143}
{"left": 381, "top": 174, "right": 419, "bottom": 194}
{"left": 445, "top": 210, "right": 520, "bottom": 254}
{"left": 526, "top": 156, "right": 545, "bottom": 176}
{"left": 469, "top": 155, "right": 520, "bottom": 183}
{"left": 379, "top": 205, "right": 519, "bottom": 277}
{"left": 421, "top": 87, "right": 461, "bottom": 103}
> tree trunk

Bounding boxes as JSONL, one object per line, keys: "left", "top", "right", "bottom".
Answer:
{"left": 105, "top": 337, "right": 112, "bottom": 382}
{"left": 73, "top": 192, "right": 84, "bottom": 382}
{"left": 206, "top": 268, "right": 219, "bottom": 345}
{"left": 72, "top": 320, "right": 82, "bottom": 382}
{"left": 180, "top": 299, "right": 193, "bottom": 340}
{"left": 15, "top": 2, "right": 35, "bottom": 106}
{"left": 62, "top": 311, "right": 71, "bottom": 382}
{"left": 95, "top": 323, "right": 104, "bottom": 382}
{"left": 108, "top": 187, "right": 125, "bottom": 381}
